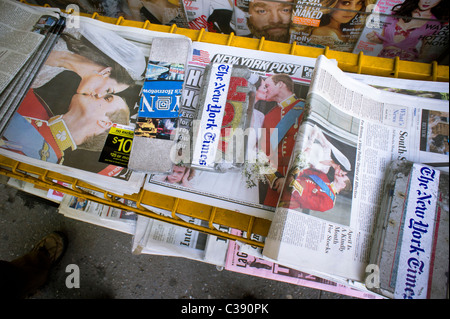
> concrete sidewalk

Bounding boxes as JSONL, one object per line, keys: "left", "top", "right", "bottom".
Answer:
{"left": 0, "top": 181, "right": 355, "bottom": 299}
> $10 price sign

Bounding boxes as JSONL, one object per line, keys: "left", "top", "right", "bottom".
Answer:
{"left": 99, "top": 124, "right": 134, "bottom": 168}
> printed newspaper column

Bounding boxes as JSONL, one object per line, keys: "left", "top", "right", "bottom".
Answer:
{"left": 128, "top": 37, "right": 191, "bottom": 173}
{"left": 367, "top": 161, "right": 448, "bottom": 299}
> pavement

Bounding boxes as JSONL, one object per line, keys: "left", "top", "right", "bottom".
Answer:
{"left": 0, "top": 178, "right": 356, "bottom": 300}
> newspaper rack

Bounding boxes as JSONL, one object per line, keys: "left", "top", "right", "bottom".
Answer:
{"left": 0, "top": 7, "right": 448, "bottom": 248}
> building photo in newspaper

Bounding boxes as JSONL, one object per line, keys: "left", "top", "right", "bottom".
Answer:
{"left": 263, "top": 55, "right": 449, "bottom": 288}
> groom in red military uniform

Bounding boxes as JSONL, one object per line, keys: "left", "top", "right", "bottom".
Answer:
{"left": 279, "top": 166, "right": 352, "bottom": 212}
{"left": 258, "top": 74, "right": 305, "bottom": 207}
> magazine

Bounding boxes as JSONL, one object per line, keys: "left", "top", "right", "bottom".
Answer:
{"left": 0, "top": 14, "right": 190, "bottom": 195}
{"left": 143, "top": 40, "right": 317, "bottom": 220}
{"left": 262, "top": 55, "right": 448, "bottom": 287}
{"left": 289, "top": 0, "right": 377, "bottom": 52}
{"left": 182, "top": 0, "right": 234, "bottom": 33}
{"left": 353, "top": 0, "right": 449, "bottom": 64}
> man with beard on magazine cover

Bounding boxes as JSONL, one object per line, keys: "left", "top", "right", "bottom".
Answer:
{"left": 238, "top": 0, "right": 294, "bottom": 43}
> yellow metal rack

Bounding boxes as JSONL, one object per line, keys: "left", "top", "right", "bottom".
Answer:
{"left": 1, "top": 7, "right": 448, "bottom": 248}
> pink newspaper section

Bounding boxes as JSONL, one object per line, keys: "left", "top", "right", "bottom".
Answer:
{"left": 225, "top": 229, "right": 381, "bottom": 299}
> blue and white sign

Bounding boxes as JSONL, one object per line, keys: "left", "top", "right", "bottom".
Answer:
{"left": 138, "top": 81, "right": 182, "bottom": 119}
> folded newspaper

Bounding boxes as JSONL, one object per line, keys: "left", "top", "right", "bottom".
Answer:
{"left": 367, "top": 160, "right": 448, "bottom": 299}
{"left": 0, "top": 0, "right": 63, "bottom": 133}
{"left": 59, "top": 193, "right": 138, "bottom": 235}
{"left": 0, "top": 9, "right": 191, "bottom": 195}
{"left": 143, "top": 41, "right": 318, "bottom": 220}
{"left": 132, "top": 209, "right": 229, "bottom": 267}
{"left": 262, "top": 55, "right": 449, "bottom": 294}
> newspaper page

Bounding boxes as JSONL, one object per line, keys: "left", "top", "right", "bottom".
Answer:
{"left": 367, "top": 160, "right": 448, "bottom": 298}
{"left": 263, "top": 55, "right": 449, "bottom": 283}
{"left": 59, "top": 193, "right": 137, "bottom": 234}
{"left": 6, "top": 177, "right": 68, "bottom": 203}
{"left": 353, "top": 0, "right": 449, "bottom": 64}
{"left": 132, "top": 212, "right": 230, "bottom": 266}
{"left": 289, "top": 0, "right": 377, "bottom": 52}
{"left": 143, "top": 40, "right": 317, "bottom": 220}
{"left": 348, "top": 73, "right": 449, "bottom": 98}
{"left": 225, "top": 228, "right": 381, "bottom": 298}
{"left": 0, "top": 0, "right": 60, "bottom": 94}
{"left": 0, "top": 15, "right": 189, "bottom": 195}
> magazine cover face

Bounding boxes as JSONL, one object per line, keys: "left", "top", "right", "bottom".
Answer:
{"left": 233, "top": 0, "right": 295, "bottom": 43}
{"left": 0, "top": 17, "right": 147, "bottom": 178}
{"left": 289, "top": 0, "right": 377, "bottom": 52}
{"left": 353, "top": 0, "right": 449, "bottom": 63}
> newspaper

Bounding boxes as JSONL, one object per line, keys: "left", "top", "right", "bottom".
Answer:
{"left": 225, "top": 228, "right": 381, "bottom": 298}
{"left": 182, "top": 0, "right": 234, "bottom": 33}
{"left": 59, "top": 192, "right": 137, "bottom": 234}
{"left": 262, "top": 55, "right": 449, "bottom": 285}
{"left": 289, "top": 0, "right": 377, "bottom": 52}
{"left": 367, "top": 160, "right": 448, "bottom": 298}
{"left": 6, "top": 176, "right": 67, "bottom": 203}
{"left": 0, "top": 0, "right": 60, "bottom": 95}
{"left": 348, "top": 73, "right": 449, "bottom": 98}
{"left": 0, "top": 14, "right": 190, "bottom": 195}
{"left": 232, "top": 0, "right": 294, "bottom": 43}
{"left": 132, "top": 210, "right": 230, "bottom": 266}
{"left": 353, "top": 0, "right": 449, "bottom": 64}
{"left": 143, "top": 40, "right": 317, "bottom": 220}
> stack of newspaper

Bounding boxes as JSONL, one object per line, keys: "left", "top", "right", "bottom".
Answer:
{"left": 261, "top": 56, "right": 449, "bottom": 298}
{"left": 0, "top": 0, "right": 63, "bottom": 133}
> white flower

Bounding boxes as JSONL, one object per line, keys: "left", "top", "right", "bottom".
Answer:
{"left": 56, "top": 130, "right": 67, "bottom": 141}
